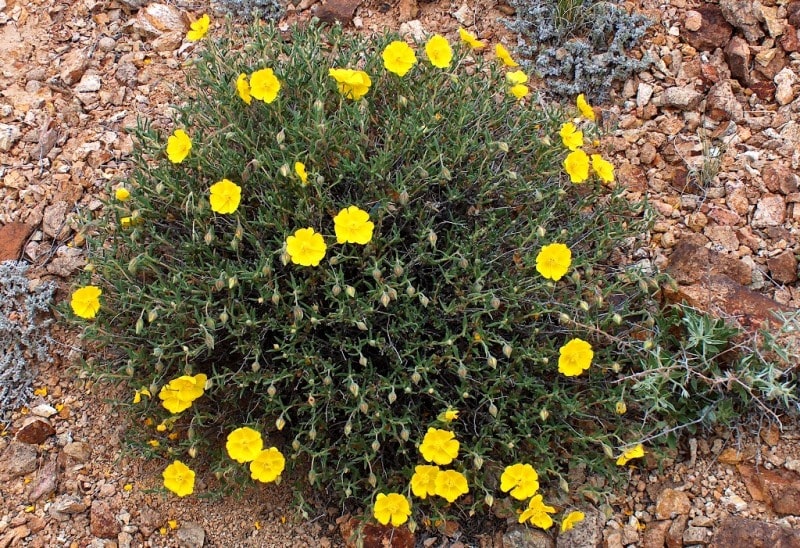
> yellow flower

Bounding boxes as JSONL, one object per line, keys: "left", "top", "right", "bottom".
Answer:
{"left": 558, "top": 338, "right": 593, "bottom": 377}
{"left": 434, "top": 469, "right": 468, "bottom": 503}
{"left": 133, "top": 387, "right": 151, "bottom": 404}
{"left": 591, "top": 154, "right": 615, "bottom": 183}
{"left": 576, "top": 94, "right": 595, "bottom": 121}
{"left": 559, "top": 122, "right": 584, "bottom": 151}
{"left": 186, "top": 14, "right": 210, "bottom": 42}
{"left": 518, "top": 494, "right": 556, "bottom": 529}
{"left": 209, "top": 179, "right": 242, "bottom": 214}
{"left": 500, "top": 463, "right": 539, "bottom": 500}
{"left": 425, "top": 34, "right": 453, "bottom": 69}
{"left": 458, "top": 28, "right": 485, "bottom": 49}
{"left": 226, "top": 427, "right": 264, "bottom": 463}
{"left": 561, "top": 510, "right": 585, "bottom": 532}
{"left": 115, "top": 187, "right": 131, "bottom": 202}
{"left": 419, "top": 427, "right": 459, "bottom": 465}
{"left": 294, "top": 162, "right": 308, "bottom": 185}
{"left": 333, "top": 206, "right": 374, "bottom": 245}
{"left": 495, "top": 43, "right": 519, "bottom": 67}
{"left": 383, "top": 40, "right": 417, "bottom": 77}
{"left": 236, "top": 73, "right": 252, "bottom": 105}
{"left": 373, "top": 493, "right": 411, "bottom": 527}
{"left": 329, "top": 68, "right": 372, "bottom": 100}
{"left": 147, "top": 439, "right": 160, "bottom": 448}
{"left": 158, "top": 373, "right": 207, "bottom": 414}
{"left": 120, "top": 216, "right": 143, "bottom": 228}
{"left": 535, "top": 242, "right": 571, "bottom": 281}
{"left": 162, "top": 460, "right": 195, "bottom": 497}
{"left": 166, "top": 129, "right": 191, "bottom": 164}
{"left": 506, "top": 71, "right": 528, "bottom": 85}
{"left": 563, "top": 149, "right": 590, "bottom": 183}
{"left": 438, "top": 408, "right": 459, "bottom": 422}
{"left": 616, "top": 444, "right": 645, "bottom": 466}
{"left": 410, "top": 464, "right": 440, "bottom": 499}
{"left": 616, "top": 401, "right": 627, "bottom": 415}
{"left": 510, "top": 84, "right": 529, "bottom": 100}
{"left": 249, "top": 447, "right": 285, "bottom": 483}
{"left": 70, "top": 286, "right": 102, "bottom": 319}
{"left": 286, "top": 227, "right": 327, "bottom": 267}
{"left": 250, "top": 68, "right": 281, "bottom": 104}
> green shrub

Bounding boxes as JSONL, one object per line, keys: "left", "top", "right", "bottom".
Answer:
{"left": 72, "top": 21, "right": 796, "bottom": 527}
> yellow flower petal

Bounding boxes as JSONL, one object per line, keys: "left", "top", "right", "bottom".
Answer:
{"left": 495, "top": 43, "right": 519, "bottom": 67}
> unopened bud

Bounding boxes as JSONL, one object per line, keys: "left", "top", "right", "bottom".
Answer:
{"left": 400, "top": 428, "right": 410, "bottom": 441}
{"left": 219, "top": 311, "right": 228, "bottom": 324}
{"left": 612, "top": 313, "right": 622, "bottom": 325}
{"left": 387, "top": 287, "right": 398, "bottom": 300}
{"left": 345, "top": 285, "right": 356, "bottom": 298}
{"left": 356, "top": 321, "right": 368, "bottom": 331}
{"left": 643, "top": 340, "right": 654, "bottom": 350}
{"left": 559, "top": 313, "right": 571, "bottom": 324}
{"left": 205, "top": 230, "right": 215, "bottom": 245}
{"left": 308, "top": 428, "right": 317, "bottom": 441}
{"left": 188, "top": 446, "right": 198, "bottom": 458}
{"left": 349, "top": 383, "right": 359, "bottom": 398}
{"left": 275, "top": 416, "right": 286, "bottom": 431}
{"left": 292, "top": 306, "right": 304, "bottom": 322}
{"left": 313, "top": 99, "right": 324, "bottom": 112}
{"left": 616, "top": 401, "right": 627, "bottom": 415}
{"left": 411, "top": 372, "right": 421, "bottom": 384}
{"left": 406, "top": 286, "right": 416, "bottom": 297}
{"left": 332, "top": 284, "right": 341, "bottom": 296}
{"left": 497, "top": 141, "right": 509, "bottom": 153}
{"left": 371, "top": 440, "right": 380, "bottom": 452}
{"left": 491, "top": 296, "right": 501, "bottom": 309}
{"left": 292, "top": 440, "right": 300, "bottom": 451}
{"left": 368, "top": 473, "right": 377, "bottom": 487}
{"left": 398, "top": 190, "right": 409, "bottom": 205}
{"left": 559, "top": 477, "right": 570, "bottom": 493}
{"left": 441, "top": 166, "right": 452, "bottom": 180}
{"left": 388, "top": 389, "right": 397, "bottom": 404}
{"left": 393, "top": 263, "right": 404, "bottom": 277}
{"left": 473, "top": 455, "right": 484, "bottom": 470}
{"left": 380, "top": 292, "right": 390, "bottom": 307}
{"left": 487, "top": 356, "right": 497, "bottom": 369}
{"left": 359, "top": 401, "right": 368, "bottom": 414}
{"left": 488, "top": 403, "right": 498, "bottom": 417}
{"left": 458, "top": 257, "right": 468, "bottom": 269}
{"left": 279, "top": 164, "right": 290, "bottom": 177}
{"left": 251, "top": 361, "right": 260, "bottom": 372}
{"left": 419, "top": 294, "right": 429, "bottom": 308}
{"left": 344, "top": 422, "right": 352, "bottom": 436}
{"left": 428, "top": 230, "right": 437, "bottom": 247}
{"left": 372, "top": 268, "right": 382, "bottom": 281}
{"left": 458, "top": 365, "right": 467, "bottom": 378}
{"left": 539, "top": 408, "right": 549, "bottom": 421}
{"left": 271, "top": 292, "right": 280, "bottom": 305}
{"left": 398, "top": 95, "right": 408, "bottom": 108}
{"left": 359, "top": 354, "right": 367, "bottom": 366}
{"left": 485, "top": 494, "right": 494, "bottom": 507}
{"left": 135, "top": 317, "right": 144, "bottom": 334}
{"left": 603, "top": 444, "right": 614, "bottom": 459}
{"left": 502, "top": 344, "right": 512, "bottom": 358}
{"left": 580, "top": 300, "right": 590, "bottom": 312}
{"left": 276, "top": 129, "right": 285, "bottom": 144}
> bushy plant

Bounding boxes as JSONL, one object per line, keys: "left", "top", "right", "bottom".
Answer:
{"left": 71, "top": 21, "right": 796, "bottom": 529}
{"left": 505, "top": 0, "right": 652, "bottom": 100}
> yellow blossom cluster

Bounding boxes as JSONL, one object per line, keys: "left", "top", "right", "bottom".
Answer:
{"left": 560, "top": 95, "right": 615, "bottom": 184}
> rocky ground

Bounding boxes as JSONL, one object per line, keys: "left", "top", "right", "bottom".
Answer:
{"left": 1, "top": 0, "right": 799, "bottom": 546}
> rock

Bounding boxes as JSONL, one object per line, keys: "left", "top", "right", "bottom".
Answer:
{"left": 42, "top": 200, "right": 69, "bottom": 239}
{"left": 768, "top": 251, "right": 798, "bottom": 284}
{"left": 643, "top": 520, "right": 671, "bottom": 548}
{"left": 684, "top": 526, "right": 711, "bottom": 545}
{"left": 774, "top": 67, "right": 797, "bottom": 106}
{"left": 452, "top": 3, "right": 473, "bottom": 26}
{"left": 683, "top": 5, "right": 733, "bottom": 51}
{"left": 617, "top": 163, "right": 648, "bottom": 192}
{"left": 152, "top": 31, "right": 183, "bottom": 52}
{"left": 0, "top": 525, "right": 30, "bottom": 546}
{"left": 49, "top": 495, "right": 88, "bottom": 520}
{"left": 747, "top": 467, "right": 800, "bottom": 515}
{"left": 90, "top": 500, "right": 120, "bottom": 539}
{"left": 779, "top": 25, "right": 800, "bottom": 52}
{"left": 684, "top": 10, "right": 702, "bottom": 32}
{"left": 752, "top": 194, "right": 786, "bottom": 228}
{"left": 340, "top": 517, "right": 415, "bottom": 548}
{"left": 605, "top": 531, "right": 624, "bottom": 548}
{"left": 753, "top": 47, "right": 787, "bottom": 81}
{"left": 14, "top": 416, "right": 55, "bottom": 445}
{"left": 0, "top": 222, "right": 35, "bottom": 261}
{"left": 790, "top": 1, "right": 800, "bottom": 27}
{"left": 133, "top": 3, "right": 187, "bottom": 37}
{"left": 502, "top": 524, "right": 554, "bottom": 548}
{"left": 314, "top": 0, "right": 362, "bottom": 24}
{"left": 754, "top": 2, "right": 784, "bottom": 38}
{"left": 708, "top": 207, "right": 741, "bottom": 226}
{"left": 667, "top": 241, "right": 752, "bottom": 286}
{"left": 0, "top": 441, "right": 38, "bottom": 481}
{"left": 75, "top": 73, "right": 102, "bottom": 93}
{"left": 397, "top": 0, "right": 418, "bottom": 22}
{"left": 705, "top": 225, "right": 740, "bottom": 251}
{"left": 722, "top": 492, "right": 748, "bottom": 512}
{"left": 29, "top": 455, "right": 58, "bottom": 502}
{"left": 46, "top": 246, "right": 85, "bottom": 277}
{"left": 749, "top": 80, "right": 776, "bottom": 100}
{"left": 656, "top": 488, "right": 692, "bottom": 520}
{"left": 659, "top": 87, "right": 703, "bottom": 110}
{"left": 60, "top": 48, "right": 89, "bottom": 85}
{"left": 664, "top": 272, "right": 795, "bottom": 330}
{"left": 666, "top": 515, "right": 688, "bottom": 548}
{"left": 399, "top": 20, "right": 426, "bottom": 42}
{"left": 63, "top": 441, "right": 92, "bottom": 462}
{"left": 724, "top": 37, "right": 751, "bottom": 85}
{"left": 763, "top": 162, "right": 800, "bottom": 194}
{"left": 710, "top": 517, "right": 800, "bottom": 547}
{"left": 706, "top": 80, "right": 743, "bottom": 122}
{"left": 0, "top": 123, "right": 22, "bottom": 152}
{"left": 555, "top": 507, "right": 602, "bottom": 547}
{"left": 636, "top": 83, "right": 654, "bottom": 107}
{"left": 720, "top": 0, "right": 764, "bottom": 42}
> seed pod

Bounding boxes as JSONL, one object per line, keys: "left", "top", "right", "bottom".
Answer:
{"left": 214, "top": 279, "right": 225, "bottom": 291}
{"left": 371, "top": 440, "right": 380, "bottom": 452}
{"left": 332, "top": 284, "right": 341, "bottom": 297}
{"left": 400, "top": 428, "right": 410, "bottom": 441}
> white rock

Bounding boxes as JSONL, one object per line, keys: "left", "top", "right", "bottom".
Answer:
{"left": 399, "top": 20, "right": 426, "bottom": 43}
{"left": 0, "top": 123, "right": 21, "bottom": 152}
{"left": 684, "top": 10, "right": 702, "bottom": 31}
{"left": 774, "top": 67, "right": 797, "bottom": 106}
{"left": 722, "top": 493, "right": 748, "bottom": 512}
{"left": 636, "top": 83, "right": 654, "bottom": 107}
{"left": 75, "top": 74, "right": 102, "bottom": 93}
{"left": 31, "top": 404, "right": 58, "bottom": 418}
{"left": 453, "top": 3, "right": 473, "bottom": 26}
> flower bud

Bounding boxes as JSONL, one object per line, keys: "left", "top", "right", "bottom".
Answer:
{"left": 398, "top": 95, "right": 408, "bottom": 108}
{"left": 219, "top": 311, "right": 228, "bottom": 324}
{"left": 276, "top": 416, "right": 286, "bottom": 431}
{"left": 313, "top": 99, "right": 324, "bottom": 112}
{"left": 488, "top": 403, "right": 498, "bottom": 417}
{"left": 419, "top": 294, "right": 429, "bottom": 308}
{"left": 643, "top": 340, "right": 654, "bottom": 350}
{"left": 458, "top": 365, "right": 467, "bottom": 378}
{"left": 359, "top": 401, "right": 368, "bottom": 414}
{"left": 344, "top": 422, "right": 352, "bottom": 436}
{"left": 292, "top": 306, "right": 304, "bottom": 322}
{"left": 411, "top": 371, "right": 421, "bottom": 384}
{"left": 188, "top": 446, "right": 198, "bottom": 458}
{"left": 580, "top": 300, "right": 590, "bottom": 312}
{"left": 387, "top": 287, "right": 398, "bottom": 300}
{"left": 271, "top": 292, "right": 280, "bottom": 305}
{"left": 603, "top": 444, "right": 614, "bottom": 459}
{"left": 332, "top": 284, "right": 341, "bottom": 296}
{"left": 398, "top": 190, "right": 409, "bottom": 205}
{"left": 388, "top": 389, "right": 397, "bottom": 404}
{"left": 371, "top": 440, "right": 380, "bottom": 452}
{"left": 400, "top": 428, "right": 410, "bottom": 441}
{"left": 559, "top": 313, "right": 571, "bottom": 325}
{"left": 497, "top": 141, "right": 509, "bottom": 153}
{"left": 135, "top": 317, "right": 144, "bottom": 335}
{"left": 441, "top": 166, "right": 452, "bottom": 180}
{"left": 380, "top": 292, "right": 390, "bottom": 307}
{"left": 345, "top": 285, "right": 356, "bottom": 298}
{"left": 292, "top": 440, "right": 301, "bottom": 451}
{"left": 204, "top": 332, "right": 215, "bottom": 349}
{"left": 276, "top": 129, "right": 285, "bottom": 144}
{"left": 155, "top": 182, "right": 164, "bottom": 194}
{"left": 279, "top": 164, "right": 290, "bottom": 177}
{"left": 228, "top": 276, "right": 238, "bottom": 289}
{"left": 308, "top": 470, "right": 317, "bottom": 484}
{"left": 323, "top": 375, "right": 332, "bottom": 385}
{"left": 205, "top": 229, "right": 215, "bottom": 245}
{"left": 359, "top": 354, "right": 368, "bottom": 366}
{"left": 612, "top": 313, "right": 622, "bottom": 325}
{"left": 308, "top": 428, "right": 317, "bottom": 441}
{"left": 251, "top": 361, "right": 260, "bottom": 373}
{"left": 502, "top": 344, "right": 512, "bottom": 358}
{"left": 406, "top": 286, "right": 416, "bottom": 297}
{"left": 356, "top": 321, "right": 368, "bottom": 331}
{"left": 559, "top": 477, "right": 570, "bottom": 493}
{"left": 368, "top": 473, "right": 377, "bottom": 487}
{"left": 491, "top": 296, "right": 501, "bottom": 309}
{"left": 616, "top": 401, "right": 627, "bottom": 415}
{"left": 214, "top": 279, "right": 225, "bottom": 291}
{"left": 349, "top": 382, "right": 359, "bottom": 398}
{"left": 458, "top": 257, "right": 468, "bottom": 269}
{"left": 428, "top": 230, "right": 437, "bottom": 247}
{"left": 485, "top": 494, "right": 494, "bottom": 507}
{"left": 487, "top": 355, "right": 498, "bottom": 369}
{"left": 539, "top": 408, "right": 549, "bottom": 421}
{"left": 473, "top": 455, "right": 484, "bottom": 470}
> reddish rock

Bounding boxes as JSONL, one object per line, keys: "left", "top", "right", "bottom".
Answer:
{"left": 340, "top": 517, "right": 414, "bottom": 548}
{"left": 790, "top": 1, "right": 800, "bottom": 27}
{"left": 90, "top": 500, "right": 120, "bottom": 539}
{"left": 706, "top": 80, "right": 744, "bottom": 121}
{"left": 710, "top": 517, "right": 800, "bottom": 547}
{"left": 664, "top": 273, "right": 795, "bottom": 330}
{"left": 768, "top": 251, "right": 798, "bottom": 284}
{"left": 314, "top": 0, "right": 362, "bottom": 24}
{"left": 60, "top": 48, "right": 89, "bottom": 86}
{"left": 667, "top": 241, "right": 752, "bottom": 286}
{"left": 749, "top": 80, "right": 776, "bottom": 100}
{"left": 708, "top": 207, "right": 741, "bottom": 226}
{"left": 15, "top": 417, "right": 55, "bottom": 445}
{"left": 720, "top": 0, "right": 764, "bottom": 42}
{"left": 0, "top": 441, "right": 38, "bottom": 482}
{"left": 752, "top": 194, "right": 787, "bottom": 228}
{"left": 779, "top": 25, "right": 800, "bottom": 52}
{"left": 643, "top": 519, "right": 672, "bottom": 548}
{"left": 666, "top": 514, "right": 688, "bottom": 548}
{"left": 724, "top": 36, "right": 751, "bottom": 85}
{"left": 617, "top": 163, "right": 648, "bottom": 192}
{"left": 29, "top": 456, "right": 58, "bottom": 502}
{"left": 656, "top": 488, "right": 692, "bottom": 520}
{"left": 762, "top": 162, "right": 799, "bottom": 195}
{"left": 0, "top": 222, "right": 34, "bottom": 262}
{"left": 683, "top": 5, "right": 733, "bottom": 51}
{"left": 753, "top": 47, "right": 788, "bottom": 81}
